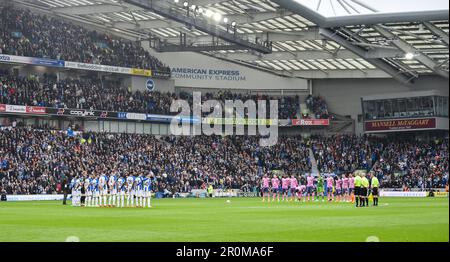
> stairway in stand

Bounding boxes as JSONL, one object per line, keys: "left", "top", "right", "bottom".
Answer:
{"left": 308, "top": 148, "right": 319, "bottom": 175}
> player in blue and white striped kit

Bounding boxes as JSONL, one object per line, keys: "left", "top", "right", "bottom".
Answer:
{"left": 98, "top": 174, "right": 108, "bottom": 207}
{"left": 143, "top": 174, "right": 153, "bottom": 208}
{"left": 91, "top": 175, "right": 100, "bottom": 207}
{"left": 126, "top": 174, "right": 135, "bottom": 207}
{"left": 75, "top": 176, "right": 83, "bottom": 207}
{"left": 84, "top": 175, "right": 92, "bottom": 207}
{"left": 108, "top": 173, "right": 117, "bottom": 207}
{"left": 117, "top": 176, "right": 126, "bottom": 208}
{"left": 135, "top": 174, "right": 144, "bottom": 208}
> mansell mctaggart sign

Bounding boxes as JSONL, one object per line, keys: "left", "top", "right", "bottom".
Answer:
{"left": 365, "top": 118, "right": 437, "bottom": 132}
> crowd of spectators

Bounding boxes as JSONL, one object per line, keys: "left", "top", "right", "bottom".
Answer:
{"left": 178, "top": 90, "right": 300, "bottom": 119}
{"left": 0, "top": 127, "right": 311, "bottom": 195}
{"left": 312, "top": 135, "right": 448, "bottom": 189}
{"left": 0, "top": 72, "right": 301, "bottom": 118}
{"left": 0, "top": 6, "right": 170, "bottom": 73}
{"left": 305, "top": 95, "right": 329, "bottom": 119}
{"left": 1, "top": 126, "right": 447, "bottom": 195}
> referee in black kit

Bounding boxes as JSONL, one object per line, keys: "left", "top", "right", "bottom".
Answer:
{"left": 62, "top": 178, "right": 70, "bottom": 205}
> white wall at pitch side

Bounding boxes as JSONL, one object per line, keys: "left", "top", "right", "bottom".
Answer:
{"left": 142, "top": 43, "right": 308, "bottom": 91}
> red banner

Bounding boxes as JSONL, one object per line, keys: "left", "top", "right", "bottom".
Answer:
{"left": 0, "top": 104, "right": 5, "bottom": 112}
{"left": 26, "top": 106, "right": 46, "bottom": 114}
{"left": 365, "top": 118, "right": 436, "bottom": 132}
{"left": 292, "top": 119, "right": 330, "bottom": 126}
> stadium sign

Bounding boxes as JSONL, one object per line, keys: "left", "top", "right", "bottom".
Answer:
{"left": 171, "top": 67, "right": 246, "bottom": 82}
{"left": 292, "top": 119, "right": 330, "bottom": 126}
{"left": 365, "top": 118, "right": 437, "bottom": 132}
{"left": 146, "top": 78, "right": 155, "bottom": 92}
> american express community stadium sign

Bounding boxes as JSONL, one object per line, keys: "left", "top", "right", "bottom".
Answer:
{"left": 171, "top": 67, "right": 246, "bottom": 81}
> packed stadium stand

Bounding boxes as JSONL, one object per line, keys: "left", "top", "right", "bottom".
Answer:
{"left": 0, "top": 0, "right": 448, "bottom": 198}
{"left": 0, "top": 72, "right": 302, "bottom": 118}
{"left": 0, "top": 5, "right": 170, "bottom": 74}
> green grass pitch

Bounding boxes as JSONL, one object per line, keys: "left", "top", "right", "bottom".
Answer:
{"left": 0, "top": 197, "right": 448, "bottom": 242}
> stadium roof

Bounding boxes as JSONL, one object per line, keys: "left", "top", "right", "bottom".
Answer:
{"left": 11, "top": 0, "right": 450, "bottom": 83}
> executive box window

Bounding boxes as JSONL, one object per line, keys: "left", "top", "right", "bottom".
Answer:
{"left": 363, "top": 96, "right": 448, "bottom": 120}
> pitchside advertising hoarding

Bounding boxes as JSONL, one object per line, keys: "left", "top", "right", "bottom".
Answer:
{"left": 365, "top": 118, "right": 437, "bottom": 132}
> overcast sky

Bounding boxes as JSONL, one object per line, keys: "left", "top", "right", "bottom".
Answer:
{"left": 294, "top": 0, "right": 449, "bottom": 16}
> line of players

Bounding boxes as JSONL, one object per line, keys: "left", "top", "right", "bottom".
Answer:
{"left": 261, "top": 172, "right": 379, "bottom": 207}
{"left": 70, "top": 172, "right": 154, "bottom": 208}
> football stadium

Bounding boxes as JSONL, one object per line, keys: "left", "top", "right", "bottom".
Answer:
{"left": 0, "top": 0, "right": 449, "bottom": 244}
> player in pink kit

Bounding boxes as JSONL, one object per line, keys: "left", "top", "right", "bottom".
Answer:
{"left": 271, "top": 175, "right": 280, "bottom": 202}
{"left": 306, "top": 174, "right": 315, "bottom": 202}
{"left": 342, "top": 174, "right": 350, "bottom": 202}
{"left": 297, "top": 185, "right": 306, "bottom": 202}
{"left": 348, "top": 174, "right": 355, "bottom": 202}
{"left": 326, "top": 175, "right": 334, "bottom": 202}
{"left": 290, "top": 175, "right": 298, "bottom": 202}
{"left": 335, "top": 176, "right": 343, "bottom": 202}
{"left": 261, "top": 174, "right": 271, "bottom": 202}
{"left": 281, "top": 175, "right": 290, "bottom": 202}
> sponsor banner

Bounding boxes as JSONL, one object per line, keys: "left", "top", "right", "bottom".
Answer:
{"left": 152, "top": 71, "right": 171, "bottom": 78}
{"left": 380, "top": 191, "right": 427, "bottom": 197}
{"left": 146, "top": 114, "right": 199, "bottom": 124}
{"left": 0, "top": 54, "right": 64, "bottom": 67}
{"left": 213, "top": 189, "right": 239, "bottom": 198}
{"left": 118, "top": 112, "right": 147, "bottom": 121}
{"left": 31, "top": 57, "right": 65, "bottom": 67}
{"left": 365, "top": 118, "right": 436, "bottom": 132}
{"left": 0, "top": 55, "right": 171, "bottom": 78}
{"left": 46, "top": 108, "right": 116, "bottom": 119}
{"left": 202, "top": 117, "right": 275, "bottom": 126}
{"left": 292, "top": 119, "right": 330, "bottom": 126}
{"left": 237, "top": 192, "right": 259, "bottom": 198}
{"left": 434, "top": 192, "right": 449, "bottom": 198}
{"left": 5, "top": 194, "right": 65, "bottom": 202}
{"left": 26, "top": 106, "right": 46, "bottom": 115}
{"left": 5, "top": 105, "right": 27, "bottom": 113}
{"left": 65, "top": 61, "right": 132, "bottom": 75}
{"left": 146, "top": 114, "right": 173, "bottom": 123}
{"left": 131, "top": 68, "right": 152, "bottom": 77}
{"left": 0, "top": 104, "right": 5, "bottom": 112}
